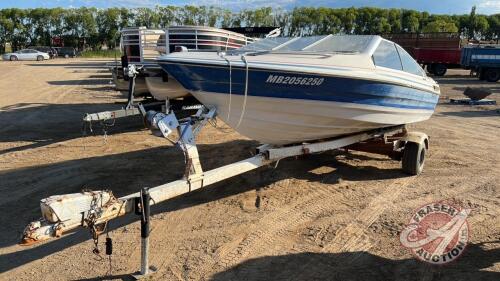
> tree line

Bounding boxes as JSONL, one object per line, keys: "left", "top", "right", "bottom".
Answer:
{"left": 0, "top": 5, "right": 498, "bottom": 53}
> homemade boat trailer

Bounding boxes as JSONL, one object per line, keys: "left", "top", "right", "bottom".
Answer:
{"left": 21, "top": 106, "right": 429, "bottom": 276}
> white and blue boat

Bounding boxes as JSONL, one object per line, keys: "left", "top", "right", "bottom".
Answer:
{"left": 157, "top": 35, "right": 440, "bottom": 145}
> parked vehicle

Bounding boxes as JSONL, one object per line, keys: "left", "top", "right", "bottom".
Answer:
{"left": 2, "top": 49, "right": 50, "bottom": 61}
{"left": 461, "top": 45, "right": 500, "bottom": 82}
{"left": 29, "top": 46, "right": 56, "bottom": 58}
{"left": 54, "top": 47, "right": 76, "bottom": 58}
{"left": 383, "top": 33, "right": 463, "bottom": 76}
{"left": 415, "top": 48, "right": 462, "bottom": 76}
{"left": 51, "top": 47, "right": 58, "bottom": 57}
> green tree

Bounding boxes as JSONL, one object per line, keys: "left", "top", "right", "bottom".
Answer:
{"left": 468, "top": 5, "right": 477, "bottom": 38}
{"left": 3, "top": 5, "right": 500, "bottom": 53}
{"left": 422, "top": 20, "right": 458, "bottom": 33}
{"left": 402, "top": 10, "right": 420, "bottom": 32}
{"left": 134, "top": 7, "right": 160, "bottom": 28}
{"left": 341, "top": 7, "right": 358, "bottom": 34}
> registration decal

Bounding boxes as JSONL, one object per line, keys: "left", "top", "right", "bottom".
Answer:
{"left": 265, "top": 74, "right": 325, "bottom": 86}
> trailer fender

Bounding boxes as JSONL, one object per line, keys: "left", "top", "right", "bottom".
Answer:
{"left": 398, "top": 132, "right": 429, "bottom": 176}
{"left": 399, "top": 132, "right": 429, "bottom": 150}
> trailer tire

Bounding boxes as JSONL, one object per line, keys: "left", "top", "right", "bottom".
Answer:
{"left": 426, "top": 64, "right": 434, "bottom": 74}
{"left": 485, "top": 68, "right": 500, "bottom": 82}
{"left": 478, "top": 69, "right": 486, "bottom": 80}
{"left": 402, "top": 142, "right": 426, "bottom": 176}
{"left": 433, "top": 64, "right": 447, "bottom": 76}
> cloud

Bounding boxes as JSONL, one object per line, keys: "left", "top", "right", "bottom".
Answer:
{"left": 477, "top": 0, "right": 500, "bottom": 13}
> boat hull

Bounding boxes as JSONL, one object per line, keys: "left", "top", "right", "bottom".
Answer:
{"left": 111, "top": 67, "right": 149, "bottom": 96}
{"left": 192, "top": 91, "right": 434, "bottom": 144}
{"left": 159, "top": 61, "right": 439, "bottom": 145}
{"left": 145, "top": 75, "right": 190, "bottom": 100}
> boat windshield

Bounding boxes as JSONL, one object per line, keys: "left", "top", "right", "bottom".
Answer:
{"left": 228, "top": 35, "right": 376, "bottom": 55}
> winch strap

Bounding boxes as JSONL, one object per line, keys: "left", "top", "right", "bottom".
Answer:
{"left": 235, "top": 55, "right": 249, "bottom": 129}
{"left": 223, "top": 56, "right": 233, "bottom": 122}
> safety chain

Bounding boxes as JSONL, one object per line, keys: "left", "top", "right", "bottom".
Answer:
{"left": 81, "top": 114, "right": 116, "bottom": 144}
{"left": 81, "top": 189, "right": 117, "bottom": 276}
{"left": 83, "top": 190, "right": 106, "bottom": 260}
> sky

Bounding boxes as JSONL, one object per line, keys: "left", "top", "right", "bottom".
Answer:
{"left": 1, "top": 0, "right": 500, "bottom": 15}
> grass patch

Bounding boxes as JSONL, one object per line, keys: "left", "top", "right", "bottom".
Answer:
{"left": 80, "top": 49, "right": 120, "bottom": 58}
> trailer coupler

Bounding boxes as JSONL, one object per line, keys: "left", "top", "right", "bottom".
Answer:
{"left": 20, "top": 190, "right": 129, "bottom": 245}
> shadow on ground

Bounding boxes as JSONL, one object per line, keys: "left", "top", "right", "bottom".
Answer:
{"left": 0, "top": 102, "right": 146, "bottom": 155}
{"left": 47, "top": 79, "right": 111, "bottom": 86}
{"left": 208, "top": 243, "right": 500, "bottom": 281}
{"left": 440, "top": 109, "right": 500, "bottom": 118}
{"left": 27, "top": 62, "right": 108, "bottom": 69}
{"left": 0, "top": 138, "right": 409, "bottom": 272}
{"left": 70, "top": 242, "right": 500, "bottom": 281}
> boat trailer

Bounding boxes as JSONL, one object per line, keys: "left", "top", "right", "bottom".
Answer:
{"left": 21, "top": 106, "right": 429, "bottom": 276}
{"left": 83, "top": 64, "right": 201, "bottom": 125}
{"left": 84, "top": 65, "right": 165, "bottom": 125}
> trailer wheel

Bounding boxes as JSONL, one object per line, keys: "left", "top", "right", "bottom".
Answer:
{"left": 402, "top": 142, "right": 426, "bottom": 176}
{"left": 478, "top": 69, "right": 486, "bottom": 80}
{"left": 433, "top": 64, "right": 447, "bottom": 76}
{"left": 426, "top": 64, "right": 434, "bottom": 74}
{"left": 485, "top": 68, "right": 500, "bottom": 82}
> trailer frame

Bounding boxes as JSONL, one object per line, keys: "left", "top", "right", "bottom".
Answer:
{"left": 21, "top": 106, "right": 429, "bottom": 247}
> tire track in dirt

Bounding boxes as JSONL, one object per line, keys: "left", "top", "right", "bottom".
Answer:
{"left": 195, "top": 180, "right": 358, "bottom": 279}
{"left": 286, "top": 172, "right": 498, "bottom": 281}
{"left": 278, "top": 177, "right": 415, "bottom": 281}
{"left": 121, "top": 206, "right": 206, "bottom": 272}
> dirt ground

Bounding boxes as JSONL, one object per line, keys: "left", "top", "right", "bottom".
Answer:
{"left": 0, "top": 59, "right": 498, "bottom": 281}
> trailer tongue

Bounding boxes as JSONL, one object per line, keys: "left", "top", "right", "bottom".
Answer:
{"left": 21, "top": 107, "right": 428, "bottom": 245}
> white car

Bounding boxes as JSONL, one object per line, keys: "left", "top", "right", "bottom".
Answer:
{"left": 2, "top": 49, "right": 50, "bottom": 61}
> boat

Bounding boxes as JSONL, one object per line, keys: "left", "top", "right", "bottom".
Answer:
{"left": 109, "top": 27, "right": 166, "bottom": 96}
{"left": 157, "top": 35, "right": 440, "bottom": 145}
{"left": 144, "top": 26, "right": 255, "bottom": 101}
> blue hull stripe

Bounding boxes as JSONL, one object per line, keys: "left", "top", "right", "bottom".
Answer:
{"left": 160, "top": 62, "right": 439, "bottom": 110}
